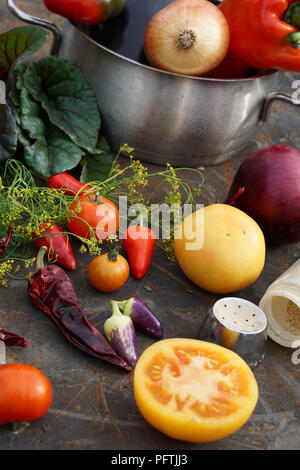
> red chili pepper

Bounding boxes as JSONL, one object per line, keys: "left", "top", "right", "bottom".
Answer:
{"left": 28, "top": 247, "right": 131, "bottom": 372}
{"left": 123, "top": 225, "right": 156, "bottom": 280}
{"left": 0, "top": 225, "right": 13, "bottom": 256}
{"left": 32, "top": 223, "right": 76, "bottom": 271}
{"left": 47, "top": 172, "right": 90, "bottom": 196}
{"left": 220, "top": 0, "right": 300, "bottom": 72}
{"left": 0, "top": 329, "right": 28, "bottom": 347}
{"left": 44, "top": 0, "right": 125, "bottom": 25}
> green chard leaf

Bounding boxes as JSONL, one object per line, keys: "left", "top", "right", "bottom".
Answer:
{"left": 7, "top": 62, "right": 28, "bottom": 126}
{"left": 80, "top": 136, "right": 114, "bottom": 183}
{"left": 19, "top": 88, "right": 84, "bottom": 177}
{"left": 0, "top": 103, "right": 18, "bottom": 161}
{"left": 0, "top": 26, "right": 48, "bottom": 81}
{"left": 23, "top": 57, "right": 101, "bottom": 153}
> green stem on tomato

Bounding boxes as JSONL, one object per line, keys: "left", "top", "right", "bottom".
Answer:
{"left": 107, "top": 246, "right": 119, "bottom": 262}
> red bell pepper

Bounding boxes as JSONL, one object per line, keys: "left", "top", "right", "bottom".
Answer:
{"left": 44, "top": 0, "right": 125, "bottom": 25}
{"left": 47, "top": 172, "right": 90, "bottom": 196}
{"left": 123, "top": 225, "right": 156, "bottom": 280}
{"left": 204, "top": 56, "right": 251, "bottom": 79}
{"left": 32, "top": 223, "right": 76, "bottom": 271}
{"left": 220, "top": 0, "right": 300, "bottom": 72}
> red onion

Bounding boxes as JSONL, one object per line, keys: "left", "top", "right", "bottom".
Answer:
{"left": 225, "top": 145, "right": 300, "bottom": 245}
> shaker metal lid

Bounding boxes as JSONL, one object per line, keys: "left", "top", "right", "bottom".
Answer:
{"left": 213, "top": 297, "right": 267, "bottom": 334}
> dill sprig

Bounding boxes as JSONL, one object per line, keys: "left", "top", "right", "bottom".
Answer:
{"left": 77, "top": 144, "right": 205, "bottom": 260}
{"left": 0, "top": 147, "right": 204, "bottom": 286}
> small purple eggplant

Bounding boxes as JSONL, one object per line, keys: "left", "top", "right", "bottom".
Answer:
{"left": 117, "top": 297, "right": 163, "bottom": 339}
{"left": 104, "top": 301, "right": 138, "bottom": 366}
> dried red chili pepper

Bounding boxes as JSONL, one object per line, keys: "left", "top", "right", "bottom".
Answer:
{"left": 0, "top": 225, "right": 13, "bottom": 256}
{"left": 27, "top": 247, "right": 131, "bottom": 372}
{"left": 32, "top": 223, "right": 76, "bottom": 271}
{"left": 0, "top": 329, "right": 28, "bottom": 347}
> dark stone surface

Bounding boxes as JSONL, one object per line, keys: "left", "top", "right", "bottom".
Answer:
{"left": 1, "top": 0, "right": 300, "bottom": 451}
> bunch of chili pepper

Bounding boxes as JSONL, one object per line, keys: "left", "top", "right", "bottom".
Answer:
{"left": 28, "top": 247, "right": 131, "bottom": 372}
{"left": 219, "top": 0, "right": 300, "bottom": 72}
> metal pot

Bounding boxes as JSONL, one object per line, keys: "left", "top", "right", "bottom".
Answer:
{"left": 7, "top": 0, "right": 300, "bottom": 168}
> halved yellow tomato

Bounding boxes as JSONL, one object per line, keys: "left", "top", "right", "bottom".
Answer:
{"left": 133, "top": 338, "right": 258, "bottom": 443}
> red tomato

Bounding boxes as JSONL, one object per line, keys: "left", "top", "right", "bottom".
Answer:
{"left": 67, "top": 194, "right": 119, "bottom": 241}
{"left": 88, "top": 250, "right": 129, "bottom": 292}
{"left": 0, "top": 364, "right": 53, "bottom": 425}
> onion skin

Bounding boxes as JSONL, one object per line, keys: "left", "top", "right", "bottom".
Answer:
{"left": 144, "top": 0, "right": 230, "bottom": 76}
{"left": 225, "top": 145, "right": 300, "bottom": 245}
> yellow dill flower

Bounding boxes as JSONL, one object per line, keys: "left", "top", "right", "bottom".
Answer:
{"left": 120, "top": 143, "right": 135, "bottom": 154}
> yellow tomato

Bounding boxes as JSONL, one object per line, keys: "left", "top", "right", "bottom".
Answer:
{"left": 174, "top": 204, "right": 265, "bottom": 294}
{"left": 133, "top": 338, "right": 258, "bottom": 443}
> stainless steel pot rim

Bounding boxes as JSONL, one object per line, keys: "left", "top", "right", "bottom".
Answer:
{"left": 71, "top": 20, "right": 279, "bottom": 83}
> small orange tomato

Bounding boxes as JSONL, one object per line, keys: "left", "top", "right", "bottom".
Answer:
{"left": 88, "top": 249, "right": 129, "bottom": 292}
{"left": 134, "top": 338, "right": 258, "bottom": 443}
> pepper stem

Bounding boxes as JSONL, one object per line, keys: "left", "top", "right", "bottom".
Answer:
{"left": 286, "top": 31, "right": 300, "bottom": 48}
{"left": 36, "top": 246, "right": 48, "bottom": 271}
{"left": 110, "top": 301, "right": 124, "bottom": 317}
{"left": 114, "top": 300, "right": 129, "bottom": 310}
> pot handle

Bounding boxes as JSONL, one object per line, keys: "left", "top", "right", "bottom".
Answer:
{"left": 6, "top": 0, "right": 61, "bottom": 56}
{"left": 261, "top": 91, "right": 300, "bottom": 122}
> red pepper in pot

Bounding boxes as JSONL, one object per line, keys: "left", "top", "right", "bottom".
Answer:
{"left": 27, "top": 247, "right": 131, "bottom": 372}
{"left": 220, "top": 0, "right": 300, "bottom": 72}
{"left": 44, "top": 0, "right": 125, "bottom": 25}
